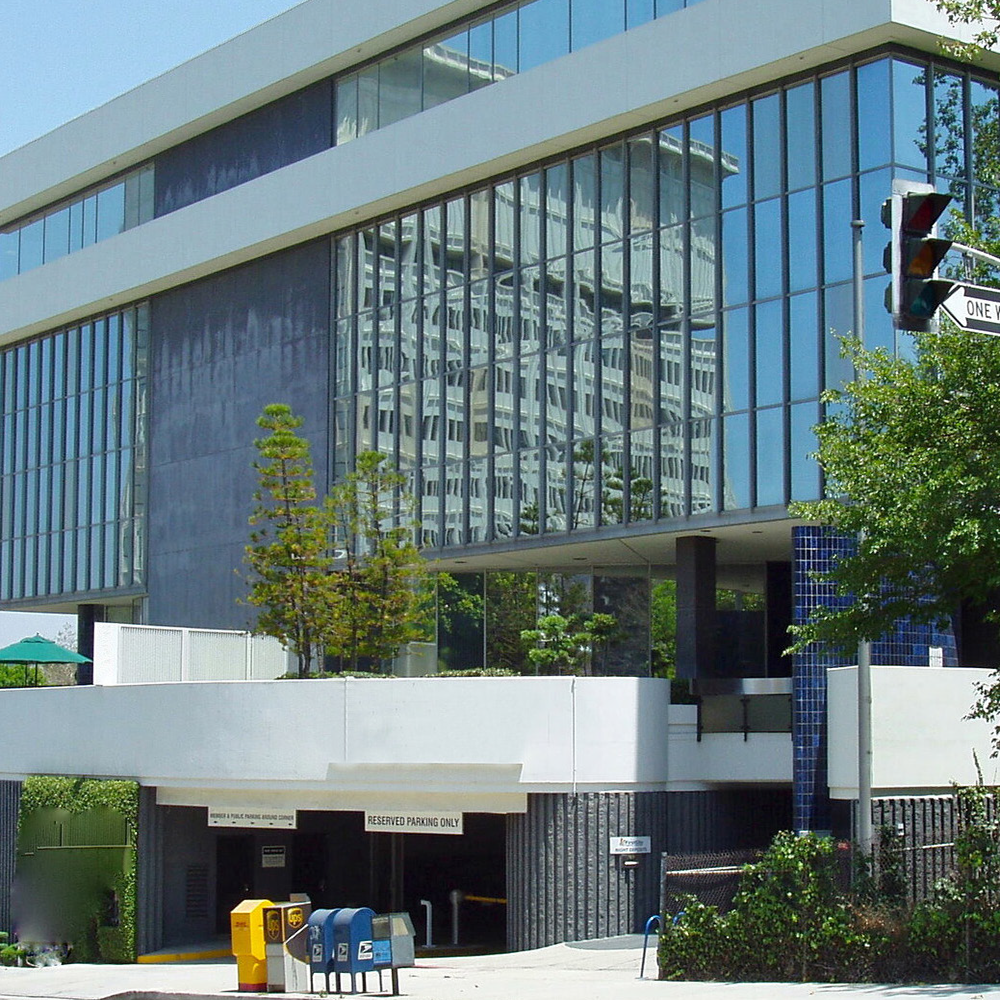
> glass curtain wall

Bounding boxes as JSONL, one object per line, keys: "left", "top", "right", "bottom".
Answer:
{"left": 0, "top": 304, "right": 149, "bottom": 602}
{"left": 332, "top": 53, "right": 998, "bottom": 550}
{"left": 2, "top": 0, "right": 706, "bottom": 283}
{"left": 0, "top": 166, "right": 154, "bottom": 283}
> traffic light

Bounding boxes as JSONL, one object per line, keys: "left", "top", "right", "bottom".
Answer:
{"left": 881, "top": 184, "right": 955, "bottom": 332}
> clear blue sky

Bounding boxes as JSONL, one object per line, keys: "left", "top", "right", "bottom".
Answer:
{"left": 0, "top": 2, "right": 304, "bottom": 644}
{"left": 0, "top": 0, "right": 305, "bottom": 157}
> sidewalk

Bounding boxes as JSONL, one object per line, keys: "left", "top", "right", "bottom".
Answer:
{"left": 1, "top": 936, "right": 1000, "bottom": 1000}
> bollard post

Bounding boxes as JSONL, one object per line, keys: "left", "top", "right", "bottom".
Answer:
{"left": 449, "top": 890, "right": 463, "bottom": 946}
{"left": 420, "top": 899, "right": 433, "bottom": 948}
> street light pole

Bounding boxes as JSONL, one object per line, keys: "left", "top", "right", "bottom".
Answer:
{"left": 852, "top": 217, "right": 874, "bottom": 858}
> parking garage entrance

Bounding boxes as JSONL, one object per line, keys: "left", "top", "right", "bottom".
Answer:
{"left": 165, "top": 807, "right": 507, "bottom": 951}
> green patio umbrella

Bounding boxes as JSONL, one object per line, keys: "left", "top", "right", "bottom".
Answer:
{"left": 0, "top": 633, "right": 91, "bottom": 687}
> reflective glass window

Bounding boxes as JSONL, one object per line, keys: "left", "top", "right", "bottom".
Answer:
{"left": 820, "top": 72, "right": 852, "bottom": 180}
{"left": 336, "top": 75, "right": 359, "bottom": 144}
{"left": 660, "top": 224, "right": 684, "bottom": 313}
{"left": 379, "top": 49, "right": 423, "bottom": 127}
{"left": 629, "top": 135, "right": 656, "bottom": 234}
{"left": 821, "top": 179, "right": 852, "bottom": 285}
{"left": 519, "top": 449, "right": 542, "bottom": 535}
{"left": 521, "top": 173, "right": 543, "bottom": 265}
{"left": 756, "top": 405, "right": 784, "bottom": 506}
{"left": 691, "top": 320, "right": 717, "bottom": 414}
{"left": 629, "top": 428, "right": 655, "bottom": 520}
{"left": 425, "top": 30, "right": 470, "bottom": 109}
{"left": 0, "top": 231, "right": 17, "bottom": 281}
{"left": 495, "top": 181, "right": 516, "bottom": 273}
{"left": 856, "top": 59, "right": 891, "bottom": 170}
{"left": 753, "top": 197, "right": 783, "bottom": 301}
{"left": 96, "top": 183, "right": 126, "bottom": 241}
{"left": 469, "top": 190, "right": 490, "bottom": 281}
{"left": 19, "top": 219, "right": 43, "bottom": 273}
{"left": 571, "top": 0, "right": 623, "bottom": 52}
{"left": 659, "top": 422, "right": 684, "bottom": 517}
{"left": 790, "top": 400, "right": 821, "bottom": 501}
{"left": 789, "top": 291, "right": 819, "bottom": 401}
{"left": 693, "top": 417, "right": 719, "bottom": 513}
{"left": 787, "top": 188, "right": 818, "bottom": 292}
{"left": 573, "top": 154, "right": 597, "bottom": 251}
{"left": 786, "top": 82, "right": 817, "bottom": 191}
{"left": 892, "top": 59, "right": 928, "bottom": 172}
{"left": 469, "top": 20, "right": 493, "bottom": 90}
{"left": 689, "top": 116, "right": 718, "bottom": 219}
{"left": 568, "top": 439, "right": 596, "bottom": 529}
{"left": 934, "top": 69, "right": 966, "bottom": 178}
{"left": 723, "top": 411, "right": 749, "bottom": 510}
{"left": 573, "top": 251, "right": 596, "bottom": 341}
{"left": 864, "top": 275, "right": 893, "bottom": 355}
{"left": 357, "top": 66, "right": 379, "bottom": 137}
{"left": 546, "top": 262, "right": 569, "bottom": 347}
{"left": 521, "top": 266, "right": 543, "bottom": 353}
{"left": 859, "top": 168, "right": 892, "bottom": 275}
{"left": 469, "top": 279, "right": 490, "bottom": 367}
{"left": 752, "top": 93, "right": 782, "bottom": 200}
{"left": 659, "top": 124, "right": 684, "bottom": 226}
{"left": 43, "top": 208, "right": 70, "bottom": 263}
{"left": 600, "top": 143, "right": 626, "bottom": 243}
{"left": 82, "top": 196, "right": 97, "bottom": 247}
{"left": 721, "top": 207, "right": 748, "bottom": 306}
{"left": 602, "top": 435, "right": 625, "bottom": 525}
{"left": 823, "top": 283, "right": 854, "bottom": 391}
{"left": 521, "top": 0, "right": 569, "bottom": 72}
{"left": 720, "top": 105, "right": 747, "bottom": 209}
{"left": 656, "top": 0, "right": 684, "bottom": 14}
{"left": 546, "top": 163, "right": 570, "bottom": 260}
{"left": 544, "top": 443, "right": 567, "bottom": 532}
{"left": 494, "top": 8, "right": 519, "bottom": 79}
{"left": 630, "top": 232, "right": 654, "bottom": 325}
{"left": 601, "top": 240, "right": 624, "bottom": 310}
{"left": 627, "top": 0, "right": 654, "bottom": 28}
{"left": 722, "top": 308, "right": 748, "bottom": 412}
{"left": 602, "top": 330, "right": 626, "bottom": 437}
{"left": 755, "top": 299, "right": 783, "bottom": 407}
{"left": 971, "top": 78, "right": 1000, "bottom": 188}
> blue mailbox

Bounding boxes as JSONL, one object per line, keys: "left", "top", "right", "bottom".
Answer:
{"left": 332, "top": 906, "right": 376, "bottom": 993}
{"left": 306, "top": 908, "right": 340, "bottom": 993}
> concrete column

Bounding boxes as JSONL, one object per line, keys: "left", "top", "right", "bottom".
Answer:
{"left": 76, "top": 604, "right": 105, "bottom": 685}
{"left": 675, "top": 536, "right": 716, "bottom": 680}
{"left": 765, "top": 561, "right": 792, "bottom": 677}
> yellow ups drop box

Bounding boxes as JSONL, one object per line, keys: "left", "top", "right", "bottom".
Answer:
{"left": 231, "top": 898, "right": 274, "bottom": 992}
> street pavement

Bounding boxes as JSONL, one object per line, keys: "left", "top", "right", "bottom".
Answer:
{"left": 2, "top": 935, "right": 1000, "bottom": 1000}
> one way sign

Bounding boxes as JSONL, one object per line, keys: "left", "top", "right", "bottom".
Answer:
{"left": 940, "top": 283, "right": 1000, "bottom": 336}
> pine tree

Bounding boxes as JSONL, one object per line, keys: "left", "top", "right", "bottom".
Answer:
{"left": 244, "top": 404, "right": 334, "bottom": 677}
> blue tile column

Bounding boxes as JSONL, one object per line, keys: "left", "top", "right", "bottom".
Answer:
{"left": 792, "top": 526, "right": 853, "bottom": 833}
{"left": 792, "top": 526, "right": 959, "bottom": 834}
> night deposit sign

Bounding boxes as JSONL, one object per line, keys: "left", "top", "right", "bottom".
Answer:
{"left": 364, "top": 810, "right": 464, "bottom": 835}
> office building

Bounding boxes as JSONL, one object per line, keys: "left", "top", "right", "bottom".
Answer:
{"left": 1, "top": 0, "right": 996, "bottom": 954}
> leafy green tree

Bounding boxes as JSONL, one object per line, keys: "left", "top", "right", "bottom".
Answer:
{"left": 521, "top": 612, "right": 618, "bottom": 675}
{"left": 485, "top": 572, "right": 537, "bottom": 673}
{"left": 0, "top": 664, "right": 49, "bottom": 688}
{"left": 933, "top": 0, "right": 1000, "bottom": 60}
{"left": 651, "top": 579, "right": 678, "bottom": 677}
{"left": 789, "top": 329, "right": 1000, "bottom": 656}
{"left": 244, "top": 404, "right": 335, "bottom": 677}
{"left": 326, "top": 450, "right": 430, "bottom": 672}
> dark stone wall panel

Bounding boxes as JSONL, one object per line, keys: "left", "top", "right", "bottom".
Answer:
{"left": 148, "top": 240, "right": 331, "bottom": 629}
{"left": 154, "top": 80, "right": 333, "bottom": 216}
{"left": 506, "top": 792, "right": 667, "bottom": 951}
{"left": 136, "top": 786, "right": 164, "bottom": 955}
{"left": 0, "top": 781, "right": 21, "bottom": 936}
{"left": 872, "top": 796, "right": 960, "bottom": 902}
